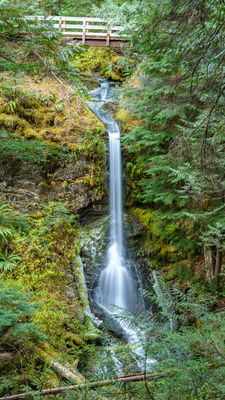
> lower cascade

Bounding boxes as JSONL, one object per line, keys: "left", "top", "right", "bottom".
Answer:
{"left": 89, "top": 81, "right": 143, "bottom": 342}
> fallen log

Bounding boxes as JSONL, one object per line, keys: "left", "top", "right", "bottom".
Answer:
{"left": 0, "top": 371, "right": 170, "bottom": 400}
{"left": 34, "top": 346, "right": 85, "bottom": 384}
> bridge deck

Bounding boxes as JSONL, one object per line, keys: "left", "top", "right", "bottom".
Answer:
{"left": 26, "top": 16, "right": 126, "bottom": 47}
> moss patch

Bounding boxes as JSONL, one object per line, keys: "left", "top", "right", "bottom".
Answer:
{"left": 74, "top": 47, "right": 126, "bottom": 81}
{"left": 0, "top": 74, "right": 104, "bottom": 146}
{"left": 0, "top": 202, "right": 100, "bottom": 393}
{"left": 129, "top": 207, "right": 200, "bottom": 286}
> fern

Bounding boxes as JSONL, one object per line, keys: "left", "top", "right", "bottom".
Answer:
{"left": 0, "top": 226, "right": 14, "bottom": 244}
{"left": 0, "top": 249, "right": 21, "bottom": 271}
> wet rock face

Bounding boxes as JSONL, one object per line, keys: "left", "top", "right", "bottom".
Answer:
{"left": 0, "top": 155, "right": 42, "bottom": 212}
{"left": 0, "top": 155, "right": 99, "bottom": 213}
{"left": 79, "top": 217, "right": 108, "bottom": 295}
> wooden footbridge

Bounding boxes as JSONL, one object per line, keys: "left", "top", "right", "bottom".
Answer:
{"left": 26, "top": 16, "right": 126, "bottom": 47}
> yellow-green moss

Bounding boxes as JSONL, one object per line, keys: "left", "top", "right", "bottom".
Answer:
{"left": 74, "top": 47, "right": 125, "bottom": 81}
{"left": 130, "top": 207, "right": 196, "bottom": 278}
{"left": 0, "top": 75, "right": 104, "bottom": 146}
{"left": 115, "top": 107, "right": 143, "bottom": 132}
{"left": 5, "top": 204, "right": 85, "bottom": 349}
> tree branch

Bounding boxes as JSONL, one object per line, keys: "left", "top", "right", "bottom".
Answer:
{"left": 0, "top": 372, "right": 170, "bottom": 400}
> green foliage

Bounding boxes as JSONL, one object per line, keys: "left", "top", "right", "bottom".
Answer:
{"left": 0, "top": 249, "right": 21, "bottom": 272}
{"left": 0, "top": 1, "right": 82, "bottom": 80}
{"left": 0, "top": 204, "right": 29, "bottom": 234}
{"left": 130, "top": 207, "right": 198, "bottom": 277}
{"left": 8, "top": 202, "right": 83, "bottom": 345}
{"left": 99, "top": 0, "right": 225, "bottom": 285}
{"left": 121, "top": 0, "right": 224, "bottom": 214}
{"left": 0, "top": 204, "right": 29, "bottom": 272}
{"left": 0, "top": 282, "right": 41, "bottom": 340}
{"left": 26, "top": 0, "right": 105, "bottom": 16}
{"left": 0, "top": 201, "right": 99, "bottom": 397}
{"left": 0, "top": 136, "right": 49, "bottom": 163}
{"left": 201, "top": 221, "right": 225, "bottom": 251}
{"left": 0, "top": 135, "right": 78, "bottom": 165}
{"left": 107, "top": 284, "right": 225, "bottom": 400}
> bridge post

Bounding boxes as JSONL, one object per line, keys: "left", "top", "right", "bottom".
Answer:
{"left": 82, "top": 18, "right": 86, "bottom": 45}
{"left": 106, "top": 26, "right": 111, "bottom": 46}
{"left": 62, "top": 19, "right": 66, "bottom": 34}
{"left": 86, "top": 20, "right": 89, "bottom": 35}
{"left": 59, "top": 16, "right": 62, "bottom": 32}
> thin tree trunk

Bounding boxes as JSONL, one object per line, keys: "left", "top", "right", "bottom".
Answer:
{"left": 0, "top": 372, "right": 170, "bottom": 400}
{"left": 1, "top": 362, "right": 224, "bottom": 400}
{"left": 214, "top": 247, "right": 222, "bottom": 288}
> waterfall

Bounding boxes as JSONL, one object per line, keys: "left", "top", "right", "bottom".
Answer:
{"left": 89, "top": 81, "right": 140, "bottom": 338}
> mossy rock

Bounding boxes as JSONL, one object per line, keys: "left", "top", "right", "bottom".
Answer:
{"left": 74, "top": 47, "right": 126, "bottom": 81}
{"left": 0, "top": 75, "right": 105, "bottom": 146}
{"left": 128, "top": 207, "right": 198, "bottom": 283}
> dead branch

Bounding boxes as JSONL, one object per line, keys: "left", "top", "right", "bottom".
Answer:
{"left": 0, "top": 371, "right": 170, "bottom": 400}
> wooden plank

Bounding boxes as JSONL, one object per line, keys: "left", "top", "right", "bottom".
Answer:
{"left": 53, "top": 24, "right": 83, "bottom": 29}
{"left": 24, "top": 15, "right": 127, "bottom": 45}
{"left": 85, "top": 20, "right": 89, "bottom": 34}
{"left": 25, "top": 16, "right": 106, "bottom": 22}
{"left": 81, "top": 17, "right": 106, "bottom": 22}
{"left": 82, "top": 24, "right": 108, "bottom": 30}
{"left": 59, "top": 24, "right": 107, "bottom": 30}
{"left": 61, "top": 32, "right": 109, "bottom": 37}
{"left": 111, "top": 26, "right": 123, "bottom": 31}
{"left": 53, "top": 25, "right": 123, "bottom": 33}
{"left": 106, "top": 26, "right": 110, "bottom": 46}
{"left": 62, "top": 19, "right": 66, "bottom": 33}
{"left": 62, "top": 33, "right": 122, "bottom": 41}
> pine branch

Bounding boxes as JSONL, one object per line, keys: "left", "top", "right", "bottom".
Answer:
{"left": 0, "top": 53, "right": 16, "bottom": 63}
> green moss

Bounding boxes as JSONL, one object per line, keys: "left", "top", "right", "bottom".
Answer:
{"left": 75, "top": 47, "right": 125, "bottom": 81}
{"left": 0, "top": 112, "right": 30, "bottom": 131}
{"left": 0, "top": 76, "right": 104, "bottom": 147}
{"left": 115, "top": 107, "right": 143, "bottom": 132}
{"left": 168, "top": 260, "right": 194, "bottom": 282}
{"left": 2, "top": 203, "right": 86, "bottom": 348}
{"left": 130, "top": 207, "right": 198, "bottom": 280}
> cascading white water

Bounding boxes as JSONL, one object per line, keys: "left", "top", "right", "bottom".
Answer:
{"left": 89, "top": 81, "right": 156, "bottom": 370}
{"left": 97, "top": 128, "right": 137, "bottom": 313}
{"left": 89, "top": 81, "right": 139, "bottom": 333}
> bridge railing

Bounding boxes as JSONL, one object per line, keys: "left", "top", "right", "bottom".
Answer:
{"left": 25, "top": 16, "right": 125, "bottom": 45}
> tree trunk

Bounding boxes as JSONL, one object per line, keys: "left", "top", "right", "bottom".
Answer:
{"left": 214, "top": 247, "right": 222, "bottom": 289}
{"left": 0, "top": 372, "right": 170, "bottom": 400}
{"left": 1, "top": 363, "right": 224, "bottom": 400}
{"left": 204, "top": 245, "right": 214, "bottom": 281}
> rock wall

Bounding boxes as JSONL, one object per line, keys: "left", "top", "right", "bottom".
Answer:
{"left": 0, "top": 74, "right": 107, "bottom": 214}
{"left": 0, "top": 153, "right": 102, "bottom": 213}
